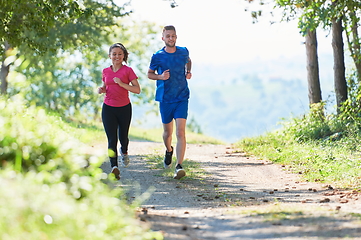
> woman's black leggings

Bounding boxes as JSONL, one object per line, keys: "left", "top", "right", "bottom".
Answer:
{"left": 101, "top": 103, "right": 132, "bottom": 168}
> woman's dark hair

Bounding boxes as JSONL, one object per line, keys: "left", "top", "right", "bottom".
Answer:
{"left": 109, "top": 43, "right": 128, "bottom": 63}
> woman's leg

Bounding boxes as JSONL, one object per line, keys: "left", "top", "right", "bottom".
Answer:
{"left": 102, "top": 104, "right": 119, "bottom": 168}
{"left": 117, "top": 103, "right": 132, "bottom": 155}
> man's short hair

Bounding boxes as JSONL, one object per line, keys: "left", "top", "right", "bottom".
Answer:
{"left": 163, "top": 25, "right": 176, "bottom": 32}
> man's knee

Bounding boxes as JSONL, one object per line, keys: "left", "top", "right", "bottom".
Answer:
{"left": 176, "top": 129, "right": 186, "bottom": 139}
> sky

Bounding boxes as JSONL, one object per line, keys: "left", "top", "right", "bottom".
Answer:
{"left": 125, "top": 0, "right": 333, "bottom": 65}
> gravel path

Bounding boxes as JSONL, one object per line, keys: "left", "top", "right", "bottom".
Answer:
{"left": 99, "top": 141, "right": 361, "bottom": 240}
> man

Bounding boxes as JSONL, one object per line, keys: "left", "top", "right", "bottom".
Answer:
{"left": 148, "top": 25, "right": 192, "bottom": 180}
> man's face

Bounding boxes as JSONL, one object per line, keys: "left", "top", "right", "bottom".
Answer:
{"left": 162, "top": 30, "right": 177, "bottom": 48}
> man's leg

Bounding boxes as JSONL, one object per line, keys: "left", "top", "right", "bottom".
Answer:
{"left": 162, "top": 120, "right": 174, "bottom": 168}
{"left": 163, "top": 120, "right": 173, "bottom": 152}
{"left": 173, "top": 118, "right": 186, "bottom": 180}
{"left": 175, "top": 118, "right": 186, "bottom": 165}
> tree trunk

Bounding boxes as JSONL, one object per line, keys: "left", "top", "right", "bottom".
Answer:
{"left": 305, "top": 29, "right": 322, "bottom": 105}
{"left": 332, "top": 17, "right": 347, "bottom": 113}
{"left": 347, "top": 11, "right": 361, "bottom": 83}
{"left": 0, "top": 42, "right": 11, "bottom": 95}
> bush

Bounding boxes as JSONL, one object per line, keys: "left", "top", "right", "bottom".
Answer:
{"left": 281, "top": 102, "right": 332, "bottom": 142}
{"left": 0, "top": 97, "right": 162, "bottom": 239}
{"left": 236, "top": 100, "right": 361, "bottom": 188}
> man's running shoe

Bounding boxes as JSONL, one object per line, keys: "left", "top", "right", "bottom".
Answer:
{"left": 173, "top": 164, "right": 186, "bottom": 180}
{"left": 121, "top": 153, "right": 130, "bottom": 168}
{"left": 111, "top": 166, "right": 120, "bottom": 180}
{"left": 164, "top": 146, "right": 173, "bottom": 169}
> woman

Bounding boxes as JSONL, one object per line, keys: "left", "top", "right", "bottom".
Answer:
{"left": 98, "top": 43, "right": 140, "bottom": 180}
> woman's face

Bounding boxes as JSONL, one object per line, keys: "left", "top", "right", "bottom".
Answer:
{"left": 109, "top": 47, "right": 124, "bottom": 64}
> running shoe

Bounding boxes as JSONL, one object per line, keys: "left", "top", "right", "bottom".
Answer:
{"left": 121, "top": 153, "right": 130, "bottom": 167}
{"left": 111, "top": 166, "right": 120, "bottom": 180}
{"left": 173, "top": 164, "right": 186, "bottom": 180}
{"left": 164, "top": 146, "right": 173, "bottom": 169}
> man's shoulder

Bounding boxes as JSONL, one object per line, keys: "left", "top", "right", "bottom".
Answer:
{"left": 176, "top": 46, "right": 189, "bottom": 56}
{"left": 154, "top": 47, "right": 166, "bottom": 55}
{"left": 176, "top": 46, "right": 188, "bottom": 52}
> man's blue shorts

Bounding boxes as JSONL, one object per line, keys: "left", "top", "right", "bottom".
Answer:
{"left": 159, "top": 100, "right": 188, "bottom": 124}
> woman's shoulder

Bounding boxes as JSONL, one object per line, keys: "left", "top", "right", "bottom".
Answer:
{"left": 121, "top": 65, "right": 135, "bottom": 72}
{"left": 102, "top": 66, "right": 112, "bottom": 73}
{"left": 122, "top": 65, "right": 132, "bottom": 69}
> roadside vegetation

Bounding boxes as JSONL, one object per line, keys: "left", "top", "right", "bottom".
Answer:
{"left": 235, "top": 101, "right": 361, "bottom": 189}
{"left": 0, "top": 96, "right": 221, "bottom": 239}
{"left": 0, "top": 98, "right": 164, "bottom": 240}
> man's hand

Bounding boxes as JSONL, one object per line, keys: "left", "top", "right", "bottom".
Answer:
{"left": 161, "top": 69, "right": 170, "bottom": 80}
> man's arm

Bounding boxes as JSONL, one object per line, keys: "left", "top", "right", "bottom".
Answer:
{"left": 148, "top": 69, "right": 170, "bottom": 80}
{"left": 186, "top": 58, "right": 192, "bottom": 80}
{"left": 186, "top": 58, "right": 192, "bottom": 73}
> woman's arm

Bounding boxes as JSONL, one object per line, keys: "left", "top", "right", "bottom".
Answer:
{"left": 98, "top": 82, "right": 106, "bottom": 94}
{"left": 114, "top": 77, "right": 141, "bottom": 94}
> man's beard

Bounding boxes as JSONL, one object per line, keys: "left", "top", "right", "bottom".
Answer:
{"left": 165, "top": 42, "right": 175, "bottom": 48}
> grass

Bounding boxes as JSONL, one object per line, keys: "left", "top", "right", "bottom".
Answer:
{"left": 129, "top": 126, "right": 224, "bottom": 145}
{"left": 4, "top": 96, "right": 361, "bottom": 237}
{"left": 0, "top": 98, "right": 163, "bottom": 240}
{"left": 236, "top": 132, "right": 361, "bottom": 188}
{"left": 144, "top": 152, "right": 207, "bottom": 180}
{"left": 234, "top": 103, "right": 361, "bottom": 189}
{"left": 54, "top": 116, "right": 224, "bottom": 146}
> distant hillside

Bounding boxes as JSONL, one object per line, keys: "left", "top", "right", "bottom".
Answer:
{"left": 133, "top": 53, "right": 336, "bottom": 143}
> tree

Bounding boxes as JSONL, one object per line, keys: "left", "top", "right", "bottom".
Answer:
{"left": 258, "top": 0, "right": 360, "bottom": 111}
{"left": 338, "top": 1, "right": 361, "bottom": 82}
{"left": 243, "top": 0, "right": 323, "bottom": 106}
{"left": 332, "top": 17, "right": 347, "bottom": 112}
{"left": 0, "top": 0, "right": 86, "bottom": 54}
{"left": 0, "top": 0, "right": 128, "bottom": 95}
{"left": 8, "top": 18, "right": 160, "bottom": 119}
{"left": 259, "top": 0, "right": 324, "bottom": 107}
{"left": 0, "top": 42, "right": 11, "bottom": 94}
{"left": 305, "top": 29, "right": 322, "bottom": 105}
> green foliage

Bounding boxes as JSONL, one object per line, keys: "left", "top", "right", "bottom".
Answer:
{"left": 337, "top": 71, "right": 361, "bottom": 126}
{"left": 273, "top": 0, "right": 361, "bottom": 38}
{"left": 1, "top": 0, "right": 83, "bottom": 54}
{"left": 187, "top": 116, "right": 203, "bottom": 134}
{"left": 0, "top": 0, "right": 129, "bottom": 54}
{"left": 0, "top": 171, "right": 163, "bottom": 240}
{"left": 7, "top": 18, "right": 161, "bottom": 120}
{"left": 0, "top": 98, "right": 163, "bottom": 239}
{"left": 236, "top": 68, "right": 361, "bottom": 187}
{"left": 281, "top": 102, "right": 332, "bottom": 142}
{"left": 235, "top": 99, "right": 361, "bottom": 188}
{"left": 109, "top": 19, "right": 162, "bottom": 106}
{"left": 1, "top": 98, "right": 91, "bottom": 176}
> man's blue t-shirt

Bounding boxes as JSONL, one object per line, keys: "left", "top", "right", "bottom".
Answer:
{"left": 149, "top": 46, "right": 190, "bottom": 103}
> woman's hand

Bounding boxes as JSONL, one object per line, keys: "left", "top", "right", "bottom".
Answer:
{"left": 98, "top": 86, "right": 106, "bottom": 94}
{"left": 113, "top": 77, "right": 123, "bottom": 85}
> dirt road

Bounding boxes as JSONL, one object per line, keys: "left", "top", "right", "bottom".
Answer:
{"left": 99, "top": 141, "right": 361, "bottom": 239}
